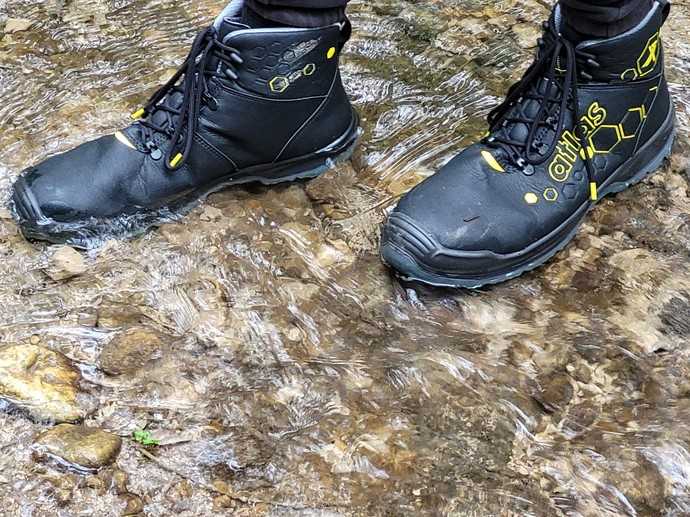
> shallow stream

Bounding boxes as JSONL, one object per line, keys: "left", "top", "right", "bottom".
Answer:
{"left": 0, "top": 0, "right": 689, "bottom": 515}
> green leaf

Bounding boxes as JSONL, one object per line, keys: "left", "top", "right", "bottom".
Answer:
{"left": 133, "top": 429, "right": 160, "bottom": 447}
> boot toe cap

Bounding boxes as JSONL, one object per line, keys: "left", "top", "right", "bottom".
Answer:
{"left": 12, "top": 175, "right": 45, "bottom": 223}
{"left": 12, "top": 135, "right": 148, "bottom": 226}
{"left": 381, "top": 212, "right": 490, "bottom": 284}
{"left": 12, "top": 171, "right": 85, "bottom": 224}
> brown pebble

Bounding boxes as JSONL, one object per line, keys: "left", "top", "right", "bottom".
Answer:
{"left": 213, "top": 495, "right": 234, "bottom": 511}
{"left": 122, "top": 493, "right": 144, "bottom": 515}
{"left": 112, "top": 469, "right": 129, "bottom": 494}
{"left": 212, "top": 479, "right": 229, "bottom": 493}
{"left": 172, "top": 480, "right": 193, "bottom": 499}
{"left": 538, "top": 375, "right": 574, "bottom": 413}
{"left": 85, "top": 475, "right": 105, "bottom": 492}
{"left": 34, "top": 424, "right": 122, "bottom": 469}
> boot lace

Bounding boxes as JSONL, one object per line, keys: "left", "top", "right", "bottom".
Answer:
{"left": 132, "top": 26, "right": 243, "bottom": 171}
{"left": 484, "top": 22, "right": 601, "bottom": 200}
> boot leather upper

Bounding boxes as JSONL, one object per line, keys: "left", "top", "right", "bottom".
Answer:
{"left": 16, "top": 21, "right": 354, "bottom": 222}
{"left": 389, "top": 1, "right": 671, "bottom": 262}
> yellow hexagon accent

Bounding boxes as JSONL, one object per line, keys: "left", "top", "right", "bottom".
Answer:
{"left": 588, "top": 124, "right": 624, "bottom": 154}
{"left": 543, "top": 188, "right": 559, "bottom": 202}
{"left": 619, "top": 107, "right": 646, "bottom": 139}
{"left": 303, "top": 63, "right": 316, "bottom": 76}
{"left": 637, "top": 32, "right": 660, "bottom": 78}
{"left": 269, "top": 76, "right": 289, "bottom": 93}
{"left": 524, "top": 192, "right": 539, "bottom": 205}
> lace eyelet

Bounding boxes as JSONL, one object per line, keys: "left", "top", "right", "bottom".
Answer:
{"left": 146, "top": 141, "right": 162, "bottom": 161}
{"left": 531, "top": 143, "right": 547, "bottom": 157}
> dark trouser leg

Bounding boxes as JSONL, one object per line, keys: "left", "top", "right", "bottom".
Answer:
{"left": 560, "top": 0, "right": 655, "bottom": 39}
{"left": 244, "top": 0, "right": 350, "bottom": 28}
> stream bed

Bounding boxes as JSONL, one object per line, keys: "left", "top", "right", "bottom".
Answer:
{"left": 0, "top": 0, "right": 689, "bottom": 515}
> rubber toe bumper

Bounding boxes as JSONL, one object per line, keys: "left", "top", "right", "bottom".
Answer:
{"left": 381, "top": 212, "right": 519, "bottom": 289}
{"left": 12, "top": 176, "right": 45, "bottom": 224}
{"left": 381, "top": 211, "right": 437, "bottom": 264}
{"left": 380, "top": 212, "right": 484, "bottom": 288}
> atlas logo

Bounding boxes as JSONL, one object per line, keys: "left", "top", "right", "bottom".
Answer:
{"left": 549, "top": 98, "right": 650, "bottom": 182}
{"left": 549, "top": 102, "right": 607, "bottom": 182}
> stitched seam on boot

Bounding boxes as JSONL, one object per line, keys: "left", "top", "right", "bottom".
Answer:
{"left": 272, "top": 70, "right": 338, "bottom": 163}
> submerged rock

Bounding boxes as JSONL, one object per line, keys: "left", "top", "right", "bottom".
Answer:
{"left": 44, "top": 246, "right": 87, "bottom": 281}
{"left": 511, "top": 22, "right": 541, "bottom": 49}
{"left": 0, "top": 344, "right": 84, "bottom": 423}
{"left": 121, "top": 494, "right": 145, "bottom": 515}
{"left": 99, "top": 328, "right": 164, "bottom": 375}
{"left": 4, "top": 18, "right": 33, "bottom": 34}
{"left": 34, "top": 424, "right": 122, "bottom": 470}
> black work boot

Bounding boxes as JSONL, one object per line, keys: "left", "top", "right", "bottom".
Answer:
{"left": 381, "top": 0, "right": 675, "bottom": 288}
{"left": 11, "top": 5, "right": 359, "bottom": 247}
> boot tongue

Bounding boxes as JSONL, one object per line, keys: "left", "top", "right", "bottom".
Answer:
{"left": 208, "top": 18, "right": 248, "bottom": 71}
{"left": 493, "top": 77, "right": 561, "bottom": 162}
{"left": 125, "top": 20, "right": 249, "bottom": 147}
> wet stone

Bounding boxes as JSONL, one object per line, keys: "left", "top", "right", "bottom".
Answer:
{"left": 0, "top": 344, "right": 85, "bottom": 423}
{"left": 659, "top": 294, "right": 690, "bottom": 336}
{"left": 536, "top": 374, "right": 574, "bottom": 413}
{"left": 34, "top": 424, "right": 122, "bottom": 470}
{"left": 304, "top": 161, "right": 360, "bottom": 220}
{"left": 605, "top": 450, "right": 667, "bottom": 513}
{"left": 99, "top": 328, "right": 165, "bottom": 375}
{"left": 4, "top": 18, "right": 33, "bottom": 34}
{"left": 44, "top": 246, "right": 87, "bottom": 281}
{"left": 511, "top": 22, "right": 541, "bottom": 49}
{"left": 41, "top": 472, "right": 78, "bottom": 506}
{"left": 199, "top": 205, "right": 223, "bottom": 222}
{"left": 111, "top": 468, "right": 130, "bottom": 495}
{"left": 122, "top": 494, "right": 145, "bottom": 515}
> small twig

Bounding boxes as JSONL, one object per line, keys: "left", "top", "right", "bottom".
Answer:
{"left": 133, "top": 445, "right": 346, "bottom": 511}
{"left": 332, "top": 195, "right": 397, "bottom": 224}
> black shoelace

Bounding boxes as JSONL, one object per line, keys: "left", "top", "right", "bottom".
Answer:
{"left": 131, "top": 26, "right": 243, "bottom": 171}
{"left": 484, "top": 22, "right": 601, "bottom": 201}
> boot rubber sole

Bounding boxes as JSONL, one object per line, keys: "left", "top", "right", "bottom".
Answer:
{"left": 12, "top": 115, "right": 362, "bottom": 249}
{"left": 381, "top": 107, "right": 677, "bottom": 289}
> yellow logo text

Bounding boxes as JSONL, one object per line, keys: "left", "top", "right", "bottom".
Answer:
{"left": 549, "top": 102, "right": 607, "bottom": 182}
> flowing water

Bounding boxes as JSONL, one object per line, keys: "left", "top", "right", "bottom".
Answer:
{"left": 0, "top": 0, "right": 689, "bottom": 515}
